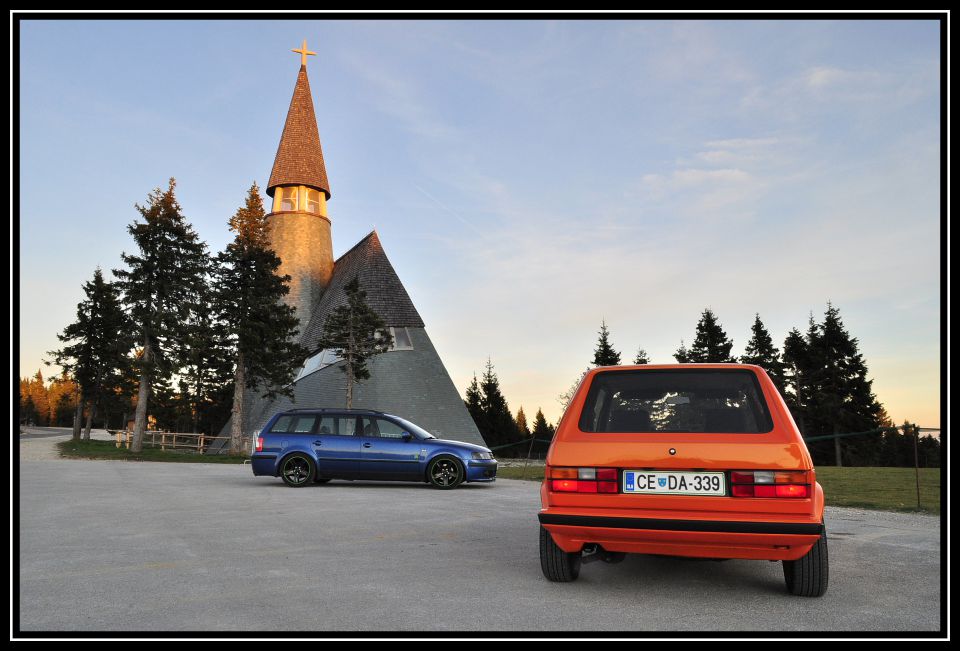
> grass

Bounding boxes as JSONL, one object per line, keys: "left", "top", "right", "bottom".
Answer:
{"left": 498, "top": 462, "right": 940, "bottom": 514}
{"left": 57, "top": 439, "right": 249, "bottom": 464}
{"left": 815, "top": 466, "right": 940, "bottom": 515}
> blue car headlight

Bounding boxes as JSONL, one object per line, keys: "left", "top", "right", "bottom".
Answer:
{"left": 471, "top": 451, "right": 494, "bottom": 460}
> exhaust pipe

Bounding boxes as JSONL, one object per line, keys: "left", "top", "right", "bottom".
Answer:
{"left": 581, "top": 544, "right": 626, "bottom": 564}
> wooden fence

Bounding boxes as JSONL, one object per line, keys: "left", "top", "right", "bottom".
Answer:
{"left": 107, "top": 430, "right": 250, "bottom": 455}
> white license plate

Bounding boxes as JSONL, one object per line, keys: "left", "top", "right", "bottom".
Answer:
{"left": 623, "top": 471, "right": 725, "bottom": 496}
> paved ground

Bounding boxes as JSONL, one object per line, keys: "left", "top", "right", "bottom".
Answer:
{"left": 17, "top": 436, "right": 942, "bottom": 633}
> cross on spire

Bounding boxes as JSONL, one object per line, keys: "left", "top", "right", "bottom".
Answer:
{"left": 291, "top": 39, "right": 316, "bottom": 67}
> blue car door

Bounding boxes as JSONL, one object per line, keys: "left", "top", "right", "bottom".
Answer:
{"left": 312, "top": 414, "right": 362, "bottom": 477}
{"left": 357, "top": 417, "right": 423, "bottom": 480}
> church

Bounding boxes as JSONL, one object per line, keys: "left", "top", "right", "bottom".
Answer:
{"left": 212, "top": 42, "right": 485, "bottom": 450}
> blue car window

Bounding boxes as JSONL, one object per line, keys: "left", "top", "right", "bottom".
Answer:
{"left": 291, "top": 416, "right": 317, "bottom": 433}
{"left": 270, "top": 415, "right": 293, "bottom": 433}
{"left": 335, "top": 417, "right": 359, "bottom": 436}
{"left": 317, "top": 416, "right": 336, "bottom": 434}
{"left": 373, "top": 418, "right": 406, "bottom": 439}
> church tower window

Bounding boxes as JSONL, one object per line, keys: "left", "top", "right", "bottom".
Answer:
{"left": 305, "top": 188, "right": 321, "bottom": 214}
{"left": 280, "top": 186, "right": 298, "bottom": 211}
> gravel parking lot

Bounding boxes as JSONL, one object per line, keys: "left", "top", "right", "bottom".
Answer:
{"left": 17, "top": 436, "right": 942, "bottom": 633}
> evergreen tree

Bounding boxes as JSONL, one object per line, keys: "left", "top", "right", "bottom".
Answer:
{"left": 531, "top": 408, "right": 552, "bottom": 440}
{"left": 47, "top": 372, "right": 80, "bottom": 428}
{"left": 114, "top": 179, "right": 209, "bottom": 452}
{"left": 782, "top": 326, "right": 812, "bottom": 435}
{"left": 688, "top": 309, "right": 736, "bottom": 363}
{"left": 673, "top": 339, "right": 691, "bottom": 363}
{"left": 317, "top": 276, "right": 393, "bottom": 411}
{"left": 633, "top": 348, "right": 650, "bottom": 364}
{"left": 478, "top": 358, "right": 521, "bottom": 451}
{"left": 217, "top": 183, "right": 309, "bottom": 454}
{"left": 464, "top": 373, "right": 486, "bottom": 435}
{"left": 515, "top": 406, "right": 531, "bottom": 438}
{"left": 804, "top": 303, "right": 884, "bottom": 466}
{"left": 20, "top": 391, "right": 38, "bottom": 426}
{"left": 593, "top": 320, "right": 621, "bottom": 366}
{"left": 48, "top": 268, "right": 132, "bottom": 440}
{"left": 177, "top": 273, "right": 233, "bottom": 435}
{"left": 27, "top": 371, "right": 50, "bottom": 427}
{"left": 740, "top": 313, "right": 786, "bottom": 393}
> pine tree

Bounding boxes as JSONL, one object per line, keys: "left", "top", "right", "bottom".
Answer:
{"left": 673, "top": 340, "right": 691, "bottom": 363}
{"left": 217, "top": 183, "right": 309, "bottom": 454}
{"left": 515, "top": 406, "right": 531, "bottom": 438}
{"left": 740, "top": 313, "right": 786, "bottom": 393}
{"left": 27, "top": 370, "right": 50, "bottom": 427}
{"left": 479, "top": 358, "right": 520, "bottom": 450}
{"left": 178, "top": 270, "right": 233, "bottom": 435}
{"left": 633, "top": 348, "right": 650, "bottom": 364}
{"left": 804, "top": 303, "right": 884, "bottom": 466}
{"left": 593, "top": 320, "right": 621, "bottom": 366}
{"left": 688, "top": 309, "right": 736, "bottom": 363}
{"left": 47, "top": 372, "right": 80, "bottom": 428}
{"left": 531, "top": 408, "right": 552, "bottom": 440}
{"left": 782, "top": 326, "right": 812, "bottom": 435}
{"left": 48, "top": 268, "right": 132, "bottom": 440}
{"left": 114, "top": 179, "right": 210, "bottom": 452}
{"left": 464, "top": 373, "right": 486, "bottom": 435}
{"left": 317, "top": 276, "right": 393, "bottom": 411}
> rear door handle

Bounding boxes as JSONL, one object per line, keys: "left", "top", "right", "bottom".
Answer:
{"left": 313, "top": 440, "right": 323, "bottom": 446}
{"left": 363, "top": 442, "right": 373, "bottom": 448}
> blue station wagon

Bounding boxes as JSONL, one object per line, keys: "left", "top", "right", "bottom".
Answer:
{"left": 251, "top": 409, "right": 497, "bottom": 489}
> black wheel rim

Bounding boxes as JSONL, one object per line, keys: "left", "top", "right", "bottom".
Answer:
{"left": 430, "top": 459, "right": 460, "bottom": 486}
{"left": 283, "top": 457, "right": 310, "bottom": 485}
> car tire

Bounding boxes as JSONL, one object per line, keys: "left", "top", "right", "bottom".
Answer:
{"left": 783, "top": 528, "right": 829, "bottom": 597}
{"left": 427, "top": 456, "right": 464, "bottom": 489}
{"left": 540, "top": 526, "right": 581, "bottom": 582}
{"left": 280, "top": 453, "right": 316, "bottom": 488}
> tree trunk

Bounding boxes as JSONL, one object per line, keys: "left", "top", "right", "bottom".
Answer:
{"left": 83, "top": 401, "right": 95, "bottom": 440}
{"left": 230, "top": 353, "right": 245, "bottom": 456}
{"left": 346, "top": 361, "right": 354, "bottom": 410}
{"left": 833, "top": 423, "right": 843, "bottom": 467}
{"left": 72, "top": 400, "right": 83, "bottom": 440}
{"left": 131, "top": 339, "right": 152, "bottom": 453}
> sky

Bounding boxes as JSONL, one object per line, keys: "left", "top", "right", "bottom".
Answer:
{"left": 16, "top": 17, "right": 943, "bottom": 428}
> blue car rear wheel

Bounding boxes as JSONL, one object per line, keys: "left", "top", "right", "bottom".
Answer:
{"left": 280, "top": 453, "right": 315, "bottom": 488}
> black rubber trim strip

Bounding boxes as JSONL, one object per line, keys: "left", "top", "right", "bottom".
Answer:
{"left": 538, "top": 513, "right": 823, "bottom": 535}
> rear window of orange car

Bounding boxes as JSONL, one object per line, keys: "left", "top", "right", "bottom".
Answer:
{"left": 578, "top": 369, "right": 773, "bottom": 434}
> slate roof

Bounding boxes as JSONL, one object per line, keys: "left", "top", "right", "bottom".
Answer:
{"left": 267, "top": 65, "right": 331, "bottom": 199}
{"left": 300, "top": 231, "right": 425, "bottom": 352}
{"left": 212, "top": 326, "right": 486, "bottom": 449}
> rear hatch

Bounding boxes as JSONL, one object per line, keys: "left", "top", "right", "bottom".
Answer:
{"left": 546, "top": 367, "right": 816, "bottom": 520}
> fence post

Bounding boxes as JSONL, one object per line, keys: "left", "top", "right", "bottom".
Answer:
{"left": 173, "top": 432, "right": 177, "bottom": 450}
{"left": 912, "top": 424, "right": 921, "bottom": 510}
{"left": 116, "top": 430, "right": 122, "bottom": 448}
{"left": 125, "top": 430, "right": 131, "bottom": 449}
{"left": 161, "top": 432, "right": 166, "bottom": 450}
{"left": 199, "top": 434, "right": 205, "bottom": 454}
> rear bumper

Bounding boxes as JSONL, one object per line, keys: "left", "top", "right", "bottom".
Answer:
{"left": 539, "top": 511, "right": 822, "bottom": 561}
{"left": 251, "top": 454, "right": 277, "bottom": 477}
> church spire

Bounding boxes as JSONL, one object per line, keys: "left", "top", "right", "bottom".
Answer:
{"left": 267, "top": 40, "right": 330, "bottom": 199}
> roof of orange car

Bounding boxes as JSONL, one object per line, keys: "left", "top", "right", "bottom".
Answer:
{"left": 587, "top": 363, "right": 765, "bottom": 373}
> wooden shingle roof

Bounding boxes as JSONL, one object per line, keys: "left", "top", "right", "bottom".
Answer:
{"left": 267, "top": 65, "right": 331, "bottom": 199}
{"left": 300, "top": 231, "right": 425, "bottom": 351}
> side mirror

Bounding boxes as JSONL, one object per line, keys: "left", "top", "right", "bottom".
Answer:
{"left": 401, "top": 432, "right": 413, "bottom": 441}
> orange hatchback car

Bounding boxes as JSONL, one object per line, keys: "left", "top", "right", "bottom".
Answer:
{"left": 539, "top": 364, "right": 828, "bottom": 596}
